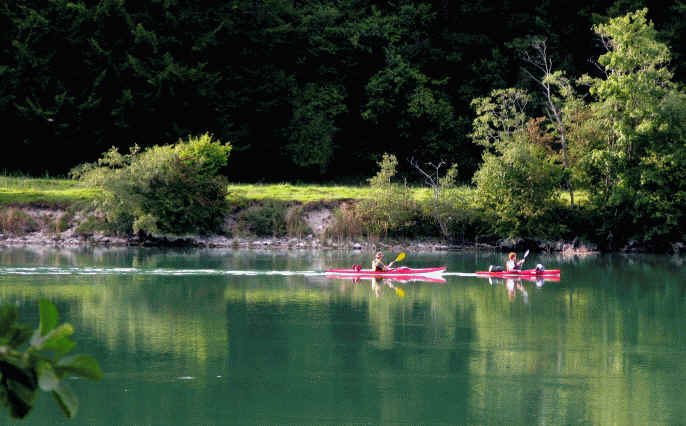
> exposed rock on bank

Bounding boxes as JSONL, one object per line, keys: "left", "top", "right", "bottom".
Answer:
{"left": 3, "top": 205, "right": 672, "bottom": 254}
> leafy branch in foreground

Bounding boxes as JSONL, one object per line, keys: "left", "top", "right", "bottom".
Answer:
{"left": 0, "top": 299, "right": 102, "bottom": 420}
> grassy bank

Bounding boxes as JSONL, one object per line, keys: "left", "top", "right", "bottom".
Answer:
{"left": 0, "top": 175, "right": 605, "bottom": 251}
{"left": 0, "top": 175, "right": 97, "bottom": 206}
{"left": 0, "top": 176, "right": 480, "bottom": 205}
{"left": 226, "top": 182, "right": 477, "bottom": 203}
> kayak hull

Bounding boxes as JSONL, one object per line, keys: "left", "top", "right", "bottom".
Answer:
{"left": 483, "top": 275, "right": 561, "bottom": 283}
{"left": 475, "top": 268, "right": 560, "bottom": 277}
{"left": 326, "top": 267, "right": 447, "bottom": 276}
{"left": 326, "top": 274, "right": 446, "bottom": 283}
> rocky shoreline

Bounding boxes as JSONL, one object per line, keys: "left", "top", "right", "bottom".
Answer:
{"left": 1, "top": 206, "right": 680, "bottom": 254}
{"left": 0, "top": 226, "right": 600, "bottom": 255}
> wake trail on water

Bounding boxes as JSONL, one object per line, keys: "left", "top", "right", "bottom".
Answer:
{"left": 0, "top": 267, "right": 327, "bottom": 277}
{"left": 0, "top": 267, "right": 480, "bottom": 279}
{"left": 441, "top": 272, "right": 479, "bottom": 277}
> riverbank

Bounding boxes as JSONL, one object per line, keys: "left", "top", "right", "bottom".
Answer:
{"left": 0, "top": 205, "right": 606, "bottom": 255}
{"left": 3, "top": 177, "right": 683, "bottom": 254}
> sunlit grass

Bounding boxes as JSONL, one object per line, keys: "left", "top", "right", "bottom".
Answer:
{"left": 2, "top": 176, "right": 580, "bottom": 207}
{"left": 226, "top": 183, "right": 479, "bottom": 203}
{"left": 0, "top": 175, "right": 96, "bottom": 205}
{"left": 226, "top": 183, "right": 376, "bottom": 202}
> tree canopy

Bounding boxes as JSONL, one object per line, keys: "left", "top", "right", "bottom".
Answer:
{"left": 3, "top": 0, "right": 685, "bottom": 182}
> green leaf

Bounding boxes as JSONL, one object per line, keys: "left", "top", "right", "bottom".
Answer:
{"left": 7, "top": 325, "right": 32, "bottom": 348}
{"left": 5, "top": 381, "right": 36, "bottom": 419}
{"left": 31, "top": 323, "right": 74, "bottom": 351}
{"left": 38, "top": 299, "right": 59, "bottom": 337}
{"left": 56, "top": 355, "right": 103, "bottom": 381}
{"left": 52, "top": 382, "right": 78, "bottom": 419}
{"left": 0, "top": 304, "right": 19, "bottom": 338}
{"left": 1, "top": 360, "right": 38, "bottom": 419}
{"left": 37, "top": 362, "right": 60, "bottom": 392}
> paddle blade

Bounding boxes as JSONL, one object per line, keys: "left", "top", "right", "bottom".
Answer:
{"left": 395, "top": 252, "right": 406, "bottom": 262}
{"left": 523, "top": 249, "right": 530, "bottom": 259}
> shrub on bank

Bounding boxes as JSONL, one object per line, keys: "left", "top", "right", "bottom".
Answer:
{"left": 286, "top": 205, "right": 312, "bottom": 238}
{"left": 0, "top": 208, "right": 38, "bottom": 235}
{"left": 234, "top": 201, "right": 287, "bottom": 237}
{"left": 324, "top": 154, "right": 488, "bottom": 243}
{"left": 232, "top": 200, "right": 312, "bottom": 238}
{"left": 71, "top": 133, "right": 231, "bottom": 236}
{"left": 473, "top": 140, "right": 563, "bottom": 238}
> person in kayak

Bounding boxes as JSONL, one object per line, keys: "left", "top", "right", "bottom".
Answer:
{"left": 372, "top": 252, "right": 396, "bottom": 272}
{"left": 489, "top": 252, "right": 525, "bottom": 272}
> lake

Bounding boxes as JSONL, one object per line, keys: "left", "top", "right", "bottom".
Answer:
{"left": 1, "top": 247, "right": 684, "bottom": 425}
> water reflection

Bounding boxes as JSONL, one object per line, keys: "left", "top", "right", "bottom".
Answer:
{"left": 0, "top": 248, "right": 684, "bottom": 425}
{"left": 325, "top": 274, "right": 447, "bottom": 298}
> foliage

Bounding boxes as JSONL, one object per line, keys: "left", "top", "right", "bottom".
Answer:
{"left": 578, "top": 9, "right": 673, "bottom": 198}
{"left": 325, "top": 203, "right": 367, "bottom": 241}
{"left": 0, "top": 208, "right": 38, "bottom": 235}
{"left": 0, "top": 299, "right": 102, "bottom": 420}
{"left": 575, "top": 8, "right": 686, "bottom": 248}
{"left": 173, "top": 133, "right": 232, "bottom": 177}
{"left": 233, "top": 201, "right": 284, "bottom": 237}
{"left": 71, "top": 134, "right": 231, "bottom": 236}
{"left": 233, "top": 201, "right": 313, "bottom": 238}
{"left": 357, "top": 154, "right": 420, "bottom": 237}
{"left": 522, "top": 39, "right": 578, "bottom": 206}
{"left": 285, "top": 206, "right": 312, "bottom": 238}
{"left": 233, "top": 200, "right": 312, "bottom": 238}
{"left": 410, "top": 159, "right": 476, "bottom": 241}
{"left": 8, "top": 0, "right": 672, "bottom": 181}
{"left": 74, "top": 214, "right": 106, "bottom": 236}
{"left": 46, "top": 211, "right": 74, "bottom": 234}
{"left": 473, "top": 134, "right": 563, "bottom": 237}
{"left": 470, "top": 88, "right": 530, "bottom": 152}
{"left": 285, "top": 84, "right": 347, "bottom": 172}
{"left": 470, "top": 87, "right": 564, "bottom": 237}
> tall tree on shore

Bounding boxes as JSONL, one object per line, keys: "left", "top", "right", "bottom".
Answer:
{"left": 522, "top": 39, "right": 577, "bottom": 207}
{"left": 578, "top": 8, "right": 686, "bottom": 247}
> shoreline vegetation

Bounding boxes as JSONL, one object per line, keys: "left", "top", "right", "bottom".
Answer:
{"left": 2, "top": 10, "right": 685, "bottom": 255}
{"left": 0, "top": 175, "right": 670, "bottom": 255}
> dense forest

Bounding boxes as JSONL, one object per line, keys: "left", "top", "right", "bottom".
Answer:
{"left": 2, "top": 0, "right": 684, "bottom": 181}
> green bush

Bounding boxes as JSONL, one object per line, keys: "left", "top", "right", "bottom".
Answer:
{"left": 234, "top": 201, "right": 288, "bottom": 237}
{"left": 357, "top": 153, "right": 420, "bottom": 237}
{"left": 285, "top": 206, "right": 312, "bottom": 238}
{"left": 71, "top": 133, "right": 231, "bottom": 236}
{"left": 74, "top": 214, "right": 107, "bottom": 236}
{"left": 173, "top": 133, "right": 232, "bottom": 177}
{"left": 326, "top": 203, "right": 367, "bottom": 240}
{"left": 473, "top": 139, "right": 563, "bottom": 237}
{"left": 46, "top": 211, "right": 75, "bottom": 233}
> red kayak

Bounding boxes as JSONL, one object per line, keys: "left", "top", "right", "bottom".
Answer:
{"left": 326, "top": 274, "right": 446, "bottom": 283}
{"left": 475, "top": 268, "right": 560, "bottom": 277}
{"left": 326, "top": 266, "right": 447, "bottom": 276}
{"left": 481, "top": 275, "right": 561, "bottom": 283}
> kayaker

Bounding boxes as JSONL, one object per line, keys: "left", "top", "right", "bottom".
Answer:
{"left": 372, "top": 252, "right": 396, "bottom": 272}
{"left": 489, "top": 252, "right": 525, "bottom": 272}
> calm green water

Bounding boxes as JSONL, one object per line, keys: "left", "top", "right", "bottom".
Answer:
{"left": 0, "top": 247, "right": 684, "bottom": 425}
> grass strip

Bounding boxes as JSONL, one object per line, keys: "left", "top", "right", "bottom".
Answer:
{"left": 1, "top": 176, "right": 588, "bottom": 206}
